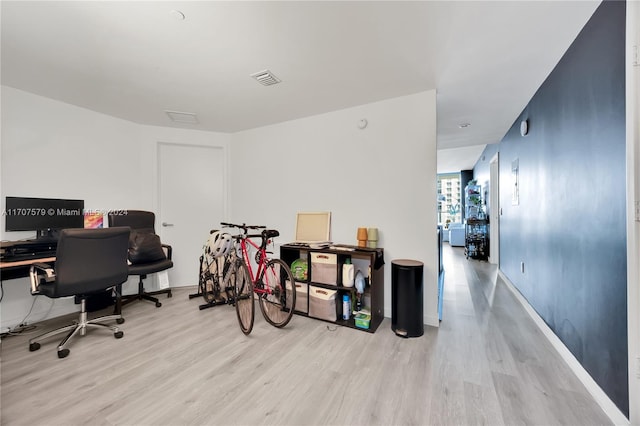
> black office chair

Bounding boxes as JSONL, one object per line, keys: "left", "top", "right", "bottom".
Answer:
{"left": 28, "top": 227, "right": 130, "bottom": 358}
{"left": 108, "top": 210, "right": 173, "bottom": 311}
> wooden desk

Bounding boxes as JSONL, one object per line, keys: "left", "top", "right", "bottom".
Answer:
{"left": 0, "top": 257, "right": 55, "bottom": 281}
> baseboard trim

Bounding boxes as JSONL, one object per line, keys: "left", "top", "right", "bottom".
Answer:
{"left": 498, "top": 270, "right": 629, "bottom": 426}
{"left": 424, "top": 315, "right": 439, "bottom": 328}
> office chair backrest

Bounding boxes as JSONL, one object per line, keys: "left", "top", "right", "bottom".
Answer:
{"left": 54, "top": 227, "right": 130, "bottom": 297}
{"left": 108, "top": 210, "right": 155, "bottom": 234}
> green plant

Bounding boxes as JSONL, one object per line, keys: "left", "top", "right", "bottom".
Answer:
{"left": 469, "top": 195, "right": 481, "bottom": 205}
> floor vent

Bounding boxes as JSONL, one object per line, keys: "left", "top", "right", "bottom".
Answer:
{"left": 250, "top": 69, "right": 281, "bottom": 86}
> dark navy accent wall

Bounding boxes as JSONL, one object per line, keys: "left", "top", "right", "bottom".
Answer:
{"left": 493, "top": 1, "right": 628, "bottom": 415}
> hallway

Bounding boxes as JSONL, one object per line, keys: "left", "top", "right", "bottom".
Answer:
{"left": 438, "top": 243, "right": 613, "bottom": 425}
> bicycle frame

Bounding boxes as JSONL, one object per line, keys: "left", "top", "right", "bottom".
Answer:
{"left": 234, "top": 234, "right": 274, "bottom": 295}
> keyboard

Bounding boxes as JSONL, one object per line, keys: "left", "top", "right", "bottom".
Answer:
{"left": 1, "top": 240, "right": 57, "bottom": 263}
{"left": 1, "top": 250, "right": 56, "bottom": 263}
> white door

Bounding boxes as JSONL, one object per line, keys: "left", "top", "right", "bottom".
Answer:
{"left": 158, "top": 143, "right": 226, "bottom": 287}
{"left": 489, "top": 153, "right": 499, "bottom": 265}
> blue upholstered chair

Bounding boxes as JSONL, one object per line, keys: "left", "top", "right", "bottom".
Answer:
{"left": 448, "top": 223, "right": 465, "bottom": 247}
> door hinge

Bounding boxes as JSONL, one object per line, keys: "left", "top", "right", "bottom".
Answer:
{"left": 634, "top": 45, "right": 639, "bottom": 66}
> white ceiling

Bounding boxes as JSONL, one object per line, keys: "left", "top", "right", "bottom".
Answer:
{"left": 1, "top": 1, "right": 600, "bottom": 172}
{"left": 437, "top": 144, "right": 488, "bottom": 174}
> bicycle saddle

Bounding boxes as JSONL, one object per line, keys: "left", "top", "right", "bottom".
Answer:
{"left": 262, "top": 229, "right": 279, "bottom": 239}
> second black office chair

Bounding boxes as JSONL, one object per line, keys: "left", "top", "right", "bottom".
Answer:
{"left": 108, "top": 210, "right": 173, "bottom": 312}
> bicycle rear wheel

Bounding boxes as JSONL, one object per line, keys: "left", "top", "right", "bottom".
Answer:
{"left": 229, "top": 260, "right": 254, "bottom": 335}
{"left": 257, "top": 258, "right": 296, "bottom": 328}
{"left": 201, "top": 256, "right": 221, "bottom": 304}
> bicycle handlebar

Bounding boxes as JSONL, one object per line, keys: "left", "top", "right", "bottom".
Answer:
{"left": 220, "top": 222, "right": 266, "bottom": 233}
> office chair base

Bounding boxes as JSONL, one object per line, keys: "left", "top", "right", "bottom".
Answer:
{"left": 116, "top": 278, "right": 172, "bottom": 312}
{"left": 28, "top": 299, "right": 124, "bottom": 358}
{"left": 120, "top": 292, "right": 164, "bottom": 308}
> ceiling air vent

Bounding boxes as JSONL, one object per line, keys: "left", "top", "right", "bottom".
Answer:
{"left": 250, "top": 69, "right": 281, "bottom": 86}
{"left": 165, "top": 110, "right": 199, "bottom": 124}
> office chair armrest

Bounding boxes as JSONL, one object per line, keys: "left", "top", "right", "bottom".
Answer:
{"left": 162, "top": 243, "right": 172, "bottom": 260}
{"left": 32, "top": 262, "right": 55, "bottom": 278}
{"left": 29, "top": 263, "right": 55, "bottom": 294}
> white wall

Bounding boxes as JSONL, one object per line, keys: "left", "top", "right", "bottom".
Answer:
{"left": 230, "top": 91, "right": 439, "bottom": 325}
{"left": 1, "top": 86, "right": 144, "bottom": 330}
{"left": 1, "top": 86, "right": 437, "bottom": 331}
{"left": 0, "top": 86, "right": 230, "bottom": 331}
{"left": 1, "top": 87, "right": 144, "bottom": 212}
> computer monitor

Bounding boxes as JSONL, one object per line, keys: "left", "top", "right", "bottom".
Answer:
{"left": 5, "top": 196, "right": 85, "bottom": 239}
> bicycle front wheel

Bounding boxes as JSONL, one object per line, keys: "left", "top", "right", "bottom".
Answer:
{"left": 258, "top": 258, "right": 296, "bottom": 328}
{"left": 229, "top": 260, "right": 254, "bottom": 335}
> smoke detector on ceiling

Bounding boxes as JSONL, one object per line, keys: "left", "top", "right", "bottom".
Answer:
{"left": 165, "top": 110, "right": 198, "bottom": 124}
{"left": 250, "top": 70, "right": 281, "bottom": 86}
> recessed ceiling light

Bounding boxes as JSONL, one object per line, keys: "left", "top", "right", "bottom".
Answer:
{"left": 458, "top": 123, "right": 471, "bottom": 128}
{"left": 165, "top": 110, "right": 198, "bottom": 124}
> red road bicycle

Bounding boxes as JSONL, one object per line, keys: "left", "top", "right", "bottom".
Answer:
{"left": 220, "top": 222, "right": 296, "bottom": 335}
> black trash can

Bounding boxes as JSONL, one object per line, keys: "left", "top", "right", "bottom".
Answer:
{"left": 391, "top": 259, "right": 424, "bottom": 337}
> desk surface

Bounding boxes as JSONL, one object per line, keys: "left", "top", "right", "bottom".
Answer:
{"left": 0, "top": 257, "right": 56, "bottom": 269}
{"left": 0, "top": 257, "right": 56, "bottom": 281}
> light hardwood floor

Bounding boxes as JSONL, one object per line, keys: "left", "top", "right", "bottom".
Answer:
{"left": 1, "top": 245, "right": 613, "bottom": 425}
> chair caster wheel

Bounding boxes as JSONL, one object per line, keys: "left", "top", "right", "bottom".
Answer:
{"left": 29, "top": 342, "right": 41, "bottom": 352}
{"left": 114, "top": 331, "right": 124, "bottom": 339}
{"left": 155, "top": 302, "right": 162, "bottom": 307}
{"left": 167, "top": 292, "right": 173, "bottom": 298}
{"left": 58, "top": 349, "right": 70, "bottom": 358}
{"left": 116, "top": 318, "right": 125, "bottom": 324}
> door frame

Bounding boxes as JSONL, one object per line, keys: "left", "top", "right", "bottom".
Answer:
{"left": 154, "top": 141, "right": 229, "bottom": 286}
{"left": 489, "top": 152, "right": 499, "bottom": 265}
{"left": 626, "top": 1, "right": 640, "bottom": 422}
